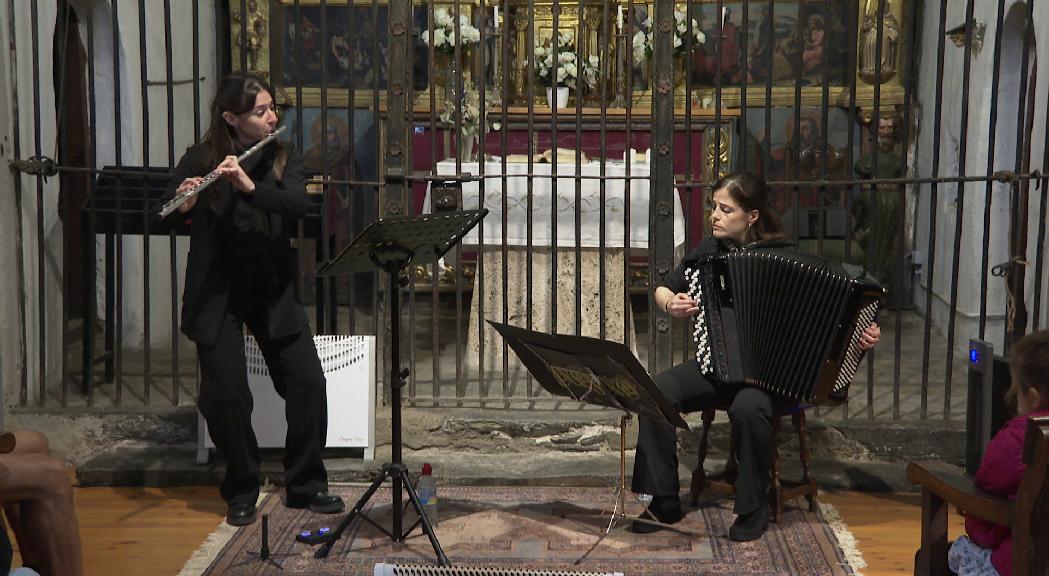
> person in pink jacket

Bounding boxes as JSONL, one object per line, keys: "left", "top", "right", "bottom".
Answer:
{"left": 948, "top": 330, "right": 1049, "bottom": 576}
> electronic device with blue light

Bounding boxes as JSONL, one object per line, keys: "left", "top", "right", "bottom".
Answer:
{"left": 966, "top": 338, "right": 1011, "bottom": 475}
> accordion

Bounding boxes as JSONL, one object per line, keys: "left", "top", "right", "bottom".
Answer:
{"left": 686, "top": 243, "right": 883, "bottom": 405}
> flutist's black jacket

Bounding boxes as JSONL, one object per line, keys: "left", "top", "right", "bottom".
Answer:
{"left": 161, "top": 140, "right": 309, "bottom": 348}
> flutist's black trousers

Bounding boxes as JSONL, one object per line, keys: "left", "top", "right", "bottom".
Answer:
{"left": 631, "top": 361, "right": 773, "bottom": 516}
{"left": 196, "top": 303, "right": 329, "bottom": 508}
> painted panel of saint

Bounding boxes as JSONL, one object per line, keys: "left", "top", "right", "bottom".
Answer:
{"left": 688, "top": 1, "right": 852, "bottom": 88}
{"left": 274, "top": 4, "right": 431, "bottom": 91}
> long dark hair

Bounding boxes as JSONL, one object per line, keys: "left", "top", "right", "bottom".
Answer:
{"left": 1008, "top": 330, "right": 1049, "bottom": 412}
{"left": 709, "top": 172, "right": 788, "bottom": 243}
{"left": 202, "top": 73, "right": 286, "bottom": 177}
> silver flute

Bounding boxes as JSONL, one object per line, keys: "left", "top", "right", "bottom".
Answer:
{"left": 158, "top": 125, "right": 287, "bottom": 218}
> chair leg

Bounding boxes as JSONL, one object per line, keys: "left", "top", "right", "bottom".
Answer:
{"left": 769, "top": 414, "right": 782, "bottom": 523}
{"left": 793, "top": 411, "right": 818, "bottom": 511}
{"left": 918, "top": 488, "right": 950, "bottom": 576}
{"left": 690, "top": 408, "right": 717, "bottom": 506}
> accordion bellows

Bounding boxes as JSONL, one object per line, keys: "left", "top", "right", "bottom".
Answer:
{"left": 687, "top": 243, "right": 883, "bottom": 405}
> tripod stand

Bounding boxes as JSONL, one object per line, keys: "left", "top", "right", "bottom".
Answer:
{"left": 314, "top": 210, "right": 488, "bottom": 563}
{"left": 486, "top": 321, "right": 696, "bottom": 560}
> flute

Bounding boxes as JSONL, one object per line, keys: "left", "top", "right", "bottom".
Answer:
{"left": 158, "top": 125, "right": 288, "bottom": 218}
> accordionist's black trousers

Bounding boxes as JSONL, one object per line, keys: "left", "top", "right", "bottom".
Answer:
{"left": 632, "top": 361, "right": 773, "bottom": 516}
{"left": 196, "top": 308, "right": 330, "bottom": 508}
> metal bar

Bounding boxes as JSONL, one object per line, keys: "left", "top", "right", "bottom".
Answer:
{"left": 318, "top": 0, "right": 334, "bottom": 335}
{"left": 178, "top": 0, "right": 193, "bottom": 404}
{"left": 944, "top": 0, "right": 978, "bottom": 421}
{"left": 239, "top": 0, "right": 248, "bottom": 71}
{"left": 790, "top": 0, "right": 802, "bottom": 242}
{"left": 920, "top": 0, "right": 950, "bottom": 420}
{"left": 36, "top": 163, "right": 1049, "bottom": 187}
{"left": 387, "top": 0, "right": 409, "bottom": 430}
{"left": 573, "top": 7, "right": 583, "bottom": 340}
{"left": 8, "top": 0, "right": 28, "bottom": 406}
{"left": 894, "top": 0, "right": 920, "bottom": 422}
{"left": 451, "top": 0, "right": 465, "bottom": 406}
{"left": 111, "top": 0, "right": 125, "bottom": 405}
{"left": 139, "top": 0, "right": 152, "bottom": 405}
{"left": 550, "top": 0, "right": 560, "bottom": 353}
{"left": 525, "top": 0, "right": 535, "bottom": 399}
{"left": 650, "top": 0, "right": 674, "bottom": 373}
{"left": 345, "top": 0, "right": 359, "bottom": 338}
{"left": 425, "top": 0, "right": 440, "bottom": 405}
{"left": 598, "top": 0, "right": 609, "bottom": 344}
{"left": 500, "top": 0, "right": 511, "bottom": 404}
{"left": 978, "top": 0, "right": 1008, "bottom": 340}
{"left": 30, "top": 0, "right": 45, "bottom": 406}
{"left": 84, "top": 0, "right": 98, "bottom": 406}
{"left": 869, "top": 0, "right": 885, "bottom": 420}
{"left": 1006, "top": 0, "right": 1037, "bottom": 348}
{"left": 762, "top": 0, "right": 773, "bottom": 181}
{"left": 1034, "top": 52, "right": 1049, "bottom": 332}
{"left": 55, "top": 4, "right": 72, "bottom": 407}
{"left": 406, "top": 0, "right": 417, "bottom": 406}
{"left": 842, "top": 0, "right": 858, "bottom": 421}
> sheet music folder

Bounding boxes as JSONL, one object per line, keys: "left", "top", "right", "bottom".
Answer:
{"left": 489, "top": 321, "right": 688, "bottom": 430}
{"left": 317, "top": 209, "right": 488, "bottom": 276}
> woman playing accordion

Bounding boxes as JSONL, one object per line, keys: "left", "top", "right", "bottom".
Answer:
{"left": 630, "top": 173, "right": 881, "bottom": 541}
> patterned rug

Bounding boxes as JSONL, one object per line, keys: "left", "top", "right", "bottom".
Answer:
{"left": 180, "top": 485, "right": 865, "bottom": 575}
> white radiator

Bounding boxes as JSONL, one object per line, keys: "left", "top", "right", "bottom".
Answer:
{"left": 197, "top": 334, "right": 375, "bottom": 463}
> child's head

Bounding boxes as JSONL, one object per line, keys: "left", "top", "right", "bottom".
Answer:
{"left": 1008, "top": 330, "right": 1049, "bottom": 414}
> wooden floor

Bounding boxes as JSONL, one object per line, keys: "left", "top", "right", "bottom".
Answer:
{"left": 12, "top": 487, "right": 965, "bottom": 575}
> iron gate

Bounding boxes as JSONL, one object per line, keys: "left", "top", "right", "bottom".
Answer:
{"left": 2, "top": 0, "right": 1047, "bottom": 422}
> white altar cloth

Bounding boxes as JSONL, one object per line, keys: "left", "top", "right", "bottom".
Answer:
{"left": 427, "top": 160, "right": 685, "bottom": 250}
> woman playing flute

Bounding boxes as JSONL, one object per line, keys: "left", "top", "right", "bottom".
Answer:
{"left": 161, "top": 73, "right": 344, "bottom": 526}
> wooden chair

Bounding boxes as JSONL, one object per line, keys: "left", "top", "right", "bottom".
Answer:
{"left": 907, "top": 416, "right": 1049, "bottom": 576}
{"left": 688, "top": 403, "right": 819, "bottom": 523}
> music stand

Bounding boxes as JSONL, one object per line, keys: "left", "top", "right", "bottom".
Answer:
{"left": 314, "top": 209, "right": 488, "bottom": 564}
{"left": 487, "top": 321, "right": 694, "bottom": 544}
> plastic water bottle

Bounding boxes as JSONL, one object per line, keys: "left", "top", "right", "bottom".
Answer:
{"left": 416, "top": 463, "right": 439, "bottom": 526}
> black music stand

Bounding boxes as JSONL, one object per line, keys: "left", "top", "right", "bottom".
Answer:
{"left": 487, "top": 321, "right": 693, "bottom": 547}
{"left": 314, "top": 209, "right": 488, "bottom": 564}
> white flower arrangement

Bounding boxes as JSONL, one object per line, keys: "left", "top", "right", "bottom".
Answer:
{"left": 421, "top": 8, "right": 480, "bottom": 55}
{"left": 631, "top": 9, "right": 705, "bottom": 65}
{"left": 439, "top": 83, "right": 501, "bottom": 139}
{"left": 531, "top": 31, "right": 600, "bottom": 90}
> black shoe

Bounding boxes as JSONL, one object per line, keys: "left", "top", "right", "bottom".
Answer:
{"left": 226, "top": 502, "right": 257, "bottom": 527}
{"left": 629, "top": 494, "right": 684, "bottom": 533}
{"left": 286, "top": 490, "right": 345, "bottom": 514}
{"left": 729, "top": 505, "right": 769, "bottom": 542}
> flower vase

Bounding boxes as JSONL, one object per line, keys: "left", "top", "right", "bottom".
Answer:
{"left": 545, "top": 86, "right": 570, "bottom": 109}
{"left": 458, "top": 131, "right": 477, "bottom": 163}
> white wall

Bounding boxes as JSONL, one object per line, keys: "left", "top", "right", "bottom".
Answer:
{"left": 83, "top": 0, "right": 218, "bottom": 349}
{"left": 913, "top": 0, "right": 1048, "bottom": 352}
{"left": 0, "top": 0, "right": 221, "bottom": 403}
{"left": 0, "top": 0, "right": 23, "bottom": 413}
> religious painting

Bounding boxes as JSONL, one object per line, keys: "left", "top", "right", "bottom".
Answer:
{"left": 279, "top": 108, "right": 378, "bottom": 179}
{"left": 741, "top": 107, "right": 859, "bottom": 207}
{"left": 266, "top": 1, "right": 433, "bottom": 106}
{"left": 687, "top": 1, "right": 852, "bottom": 89}
{"left": 279, "top": 107, "right": 380, "bottom": 303}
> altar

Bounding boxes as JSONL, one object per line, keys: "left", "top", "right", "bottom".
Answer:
{"left": 425, "top": 159, "right": 685, "bottom": 376}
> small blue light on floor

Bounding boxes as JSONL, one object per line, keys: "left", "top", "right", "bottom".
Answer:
{"left": 970, "top": 349, "right": 979, "bottom": 364}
